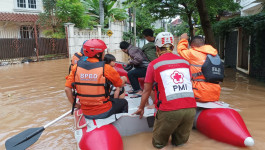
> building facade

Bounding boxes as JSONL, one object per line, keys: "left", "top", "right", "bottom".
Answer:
{"left": 0, "top": 0, "right": 44, "bottom": 38}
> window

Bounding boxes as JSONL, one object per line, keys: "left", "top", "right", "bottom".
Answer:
{"left": 17, "top": 0, "right": 36, "bottom": 9}
{"left": 17, "top": 0, "right": 26, "bottom": 8}
{"left": 28, "top": 0, "right": 36, "bottom": 9}
{"left": 20, "top": 26, "right": 39, "bottom": 39}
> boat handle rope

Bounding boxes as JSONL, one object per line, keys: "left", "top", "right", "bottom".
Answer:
{"left": 76, "top": 111, "right": 88, "bottom": 129}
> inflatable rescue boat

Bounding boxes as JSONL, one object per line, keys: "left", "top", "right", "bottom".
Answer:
{"left": 72, "top": 62, "right": 254, "bottom": 150}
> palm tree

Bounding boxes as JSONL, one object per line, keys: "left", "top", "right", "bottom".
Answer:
{"left": 84, "top": 0, "right": 128, "bottom": 27}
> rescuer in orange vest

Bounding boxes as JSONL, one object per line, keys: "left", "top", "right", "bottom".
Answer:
{"left": 65, "top": 39, "right": 128, "bottom": 119}
{"left": 177, "top": 33, "right": 221, "bottom": 102}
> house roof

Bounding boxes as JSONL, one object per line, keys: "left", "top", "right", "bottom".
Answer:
{"left": 171, "top": 19, "right": 182, "bottom": 26}
{"left": 0, "top": 12, "right": 39, "bottom": 22}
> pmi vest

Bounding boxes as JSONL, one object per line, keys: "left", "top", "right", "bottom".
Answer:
{"left": 153, "top": 53, "right": 196, "bottom": 111}
{"left": 74, "top": 59, "right": 108, "bottom": 107}
{"left": 192, "top": 54, "right": 224, "bottom": 83}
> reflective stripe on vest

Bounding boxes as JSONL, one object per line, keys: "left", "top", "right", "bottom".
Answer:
{"left": 154, "top": 59, "right": 190, "bottom": 70}
{"left": 190, "top": 63, "right": 204, "bottom": 80}
{"left": 190, "top": 64, "right": 202, "bottom": 67}
{"left": 192, "top": 72, "right": 203, "bottom": 78}
{"left": 74, "top": 60, "right": 107, "bottom": 106}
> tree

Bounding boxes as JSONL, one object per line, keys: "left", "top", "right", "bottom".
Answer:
{"left": 38, "top": 0, "right": 59, "bottom": 34}
{"left": 128, "top": 0, "right": 197, "bottom": 38}
{"left": 128, "top": 0, "right": 240, "bottom": 46}
{"left": 84, "top": 0, "right": 128, "bottom": 27}
{"left": 196, "top": 0, "right": 215, "bottom": 47}
{"left": 56, "top": 0, "right": 95, "bottom": 29}
{"left": 38, "top": 0, "right": 95, "bottom": 38}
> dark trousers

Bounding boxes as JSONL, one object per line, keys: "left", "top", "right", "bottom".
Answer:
{"left": 108, "top": 98, "right": 128, "bottom": 116}
{"left": 127, "top": 67, "right": 147, "bottom": 91}
{"left": 84, "top": 98, "right": 128, "bottom": 119}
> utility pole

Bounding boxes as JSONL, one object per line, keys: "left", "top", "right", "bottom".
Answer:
{"left": 99, "top": 0, "right": 104, "bottom": 26}
{"left": 133, "top": 7, "right": 136, "bottom": 46}
{"left": 128, "top": 8, "right": 132, "bottom": 43}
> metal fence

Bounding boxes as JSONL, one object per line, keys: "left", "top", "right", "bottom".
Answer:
{"left": 0, "top": 38, "right": 67, "bottom": 60}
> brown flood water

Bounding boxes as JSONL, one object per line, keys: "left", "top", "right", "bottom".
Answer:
{"left": 1, "top": 58, "right": 265, "bottom": 150}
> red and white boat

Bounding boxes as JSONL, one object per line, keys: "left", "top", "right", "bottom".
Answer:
{"left": 72, "top": 62, "right": 254, "bottom": 150}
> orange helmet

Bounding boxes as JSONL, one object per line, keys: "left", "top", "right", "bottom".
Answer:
{"left": 83, "top": 39, "right": 107, "bottom": 57}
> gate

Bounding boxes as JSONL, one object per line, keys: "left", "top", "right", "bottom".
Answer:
{"left": 0, "top": 38, "right": 67, "bottom": 61}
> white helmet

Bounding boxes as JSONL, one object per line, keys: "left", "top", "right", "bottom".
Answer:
{"left": 155, "top": 32, "right": 174, "bottom": 47}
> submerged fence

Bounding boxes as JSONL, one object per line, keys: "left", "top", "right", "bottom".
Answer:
{"left": 0, "top": 38, "right": 67, "bottom": 61}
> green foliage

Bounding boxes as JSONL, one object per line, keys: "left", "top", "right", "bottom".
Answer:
{"left": 135, "top": 8, "right": 155, "bottom": 38}
{"left": 205, "top": 0, "right": 241, "bottom": 24}
{"left": 153, "top": 28, "right": 165, "bottom": 36}
{"left": 84, "top": 0, "right": 128, "bottom": 27}
{"left": 128, "top": 0, "right": 240, "bottom": 38}
{"left": 213, "top": 12, "right": 265, "bottom": 69}
{"left": 213, "top": 13, "right": 265, "bottom": 35}
{"left": 170, "top": 22, "right": 189, "bottom": 37}
{"left": 122, "top": 31, "right": 135, "bottom": 42}
{"left": 39, "top": 0, "right": 95, "bottom": 38}
{"left": 56, "top": 0, "right": 96, "bottom": 29}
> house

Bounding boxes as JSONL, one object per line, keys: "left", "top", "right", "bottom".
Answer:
{"left": 0, "top": 0, "right": 69, "bottom": 63}
{"left": 0, "top": 0, "right": 44, "bottom": 38}
{"left": 215, "top": 0, "right": 265, "bottom": 79}
{"left": 240, "top": 0, "right": 265, "bottom": 16}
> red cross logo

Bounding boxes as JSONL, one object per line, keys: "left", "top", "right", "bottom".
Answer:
{"left": 171, "top": 71, "right": 184, "bottom": 84}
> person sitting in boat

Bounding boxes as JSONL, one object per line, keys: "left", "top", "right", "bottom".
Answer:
{"left": 104, "top": 54, "right": 126, "bottom": 99}
{"left": 177, "top": 33, "right": 223, "bottom": 102}
{"left": 119, "top": 41, "right": 149, "bottom": 98}
{"left": 68, "top": 40, "right": 90, "bottom": 74}
{"left": 65, "top": 39, "right": 128, "bottom": 119}
{"left": 133, "top": 32, "right": 196, "bottom": 149}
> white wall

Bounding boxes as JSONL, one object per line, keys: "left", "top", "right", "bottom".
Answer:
{"left": 0, "top": 0, "right": 14, "bottom": 12}
{"left": 240, "top": 0, "right": 264, "bottom": 16}
{"left": 0, "top": 0, "right": 43, "bottom": 13}
{"left": 65, "top": 22, "right": 124, "bottom": 59}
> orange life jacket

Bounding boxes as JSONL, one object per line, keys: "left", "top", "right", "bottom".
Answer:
{"left": 69, "top": 52, "right": 83, "bottom": 73}
{"left": 73, "top": 60, "right": 109, "bottom": 109}
{"left": 177, "top": 40, "right": 221, "bottom": 102}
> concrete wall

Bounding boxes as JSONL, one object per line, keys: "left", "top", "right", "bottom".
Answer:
{"left": 65, "top": 22, "right": 125, "bottom": 61}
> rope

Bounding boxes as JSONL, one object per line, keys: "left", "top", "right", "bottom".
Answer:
{"left": 76, "top": 110, "right": 88, "bottom": 129}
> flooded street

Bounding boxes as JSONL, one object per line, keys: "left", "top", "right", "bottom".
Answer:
{"left": 1, "top": 58, "right": 265, "bottom": 150}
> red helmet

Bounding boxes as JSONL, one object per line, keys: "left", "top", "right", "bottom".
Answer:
{"left": 83, "top": 39, "right": 107, "bottom": 57}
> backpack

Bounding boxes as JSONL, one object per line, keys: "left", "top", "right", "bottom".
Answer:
{"left": 201, "top": 54, "right": 224, "bottom": 83}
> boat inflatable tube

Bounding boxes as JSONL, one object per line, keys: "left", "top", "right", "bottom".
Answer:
{"left": 195, "top": 108, "right": 254, "bottom": 147}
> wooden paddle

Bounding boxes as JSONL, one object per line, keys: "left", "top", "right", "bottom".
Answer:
{"left": 5, "top": 110, "right": 71, "bottom": 150}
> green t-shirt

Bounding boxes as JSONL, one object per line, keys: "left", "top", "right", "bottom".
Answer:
{"left": 142, "top": 42, "right": 157, "bottom": 61}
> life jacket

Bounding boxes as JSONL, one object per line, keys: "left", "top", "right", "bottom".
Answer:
{"left": 191, "top": 54, "right": 224, "bottom": 83}
{"left": 69, "top": 52, "right": 84, "bottom": 73}
{"left": 153, "top": 53, "right": 196, "bottom": 111}
{"left": 73, "top": 58, "right": 109, "bottom": 108}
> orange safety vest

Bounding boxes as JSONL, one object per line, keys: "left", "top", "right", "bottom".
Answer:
{"left": 177, "top": 40, "right": 221, "bottom": 102}
{"left": 74, "top": 60, "right": 109, "bottom": 109}
{"left": 188, "top": 49, "right": 221, "bottom": 102}
{"left": 70, "top": 52, "right": 83, "bottom": 73}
